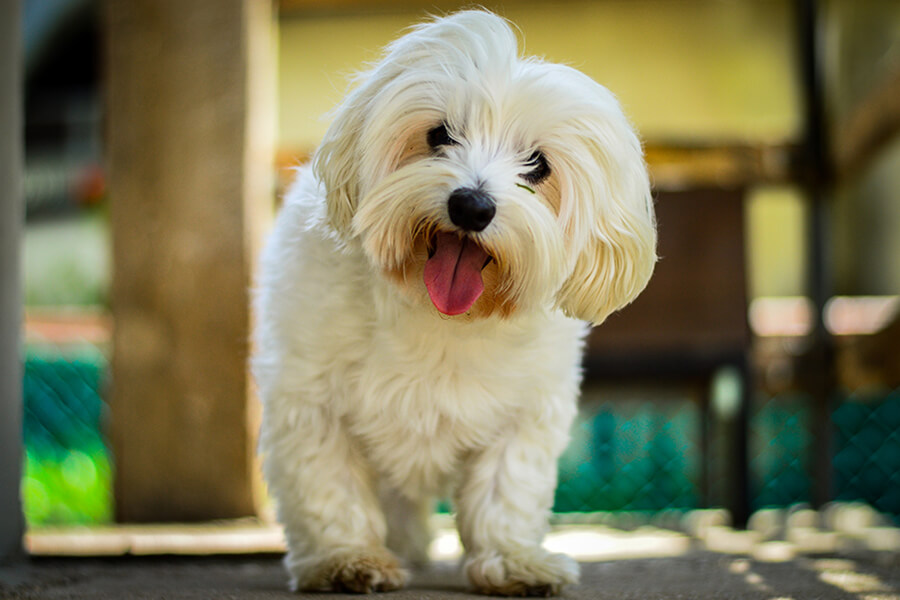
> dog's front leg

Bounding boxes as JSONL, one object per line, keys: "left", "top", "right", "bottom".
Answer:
{"left": 455, "top": 417, "right": 579, "bottom": 596}
{"left": 261, "top": 400, "right": 408, "bottom": 593}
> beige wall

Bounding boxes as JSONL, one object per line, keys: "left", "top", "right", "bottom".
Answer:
{"left": 278, "top": 0, "right": 800, "bottom": 152}
{"left": 746, "top": 186, "right": 809, "bottom": 298}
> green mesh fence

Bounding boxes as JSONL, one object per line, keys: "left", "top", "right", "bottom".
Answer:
{"left": 21, "top": 352, "right": 900, "bottom": 526}
{"left": 750, "top": 389, "right": 900, "bottom": 523}
{"left": 832, "top": 390, "right": 900, "bottom": 519}
{"left": 750, "top": 393, "right": 813, "bottom": 509}
{"left": 22, "top": 347, "right": 112, "bottom": 526}
{"left": 555, "top": 389, "right": 701, "bottom": 513}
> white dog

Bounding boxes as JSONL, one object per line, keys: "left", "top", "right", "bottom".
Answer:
{"left": 253, "top": 10, "right": 656, "bottom": 596}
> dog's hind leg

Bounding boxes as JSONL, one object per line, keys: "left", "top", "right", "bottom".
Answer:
{"left": 259, "top": 395, "right": 409, "bottom": 593}
{"left": 382, "top": 487, "right": 433, "bottom": 569}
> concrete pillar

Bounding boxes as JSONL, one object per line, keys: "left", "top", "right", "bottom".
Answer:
{"left": 106, "top": 0, "right": 274, "bottom": 521}
{"left": 1, "top": 0, "right": 25, "bottom": 562}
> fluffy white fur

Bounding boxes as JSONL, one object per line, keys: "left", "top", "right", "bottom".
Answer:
{"left": 253, "top": 10, "right": 656, "bottom": 596}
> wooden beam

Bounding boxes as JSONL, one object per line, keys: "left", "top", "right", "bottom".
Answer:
{"left": 26, "top": 522, "right": 286, "bottom": 557}
{"left": 644, "top": 142, "right": 796, "bottom": 191}
{"left": 279, "top": 0, "right": 486, "bottom": 15}
{"left": 277, "top": 142, "right": 797, "bottom": 195}
{"left": 106, "top": 0, "right": 275, "bottom": 522}
{"left": 834, "top": 64, "right": 900, "bottom": 182}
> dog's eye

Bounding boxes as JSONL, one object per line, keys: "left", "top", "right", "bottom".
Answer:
{"left": 427, "top": 123, "right": 458, "bottom": 149}
{"left": 522, "top": 150, "right": 550, "bottom": 184}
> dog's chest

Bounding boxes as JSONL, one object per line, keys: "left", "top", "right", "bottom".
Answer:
{"left": 345, "top": 317, "right": 543, "bottom": 494}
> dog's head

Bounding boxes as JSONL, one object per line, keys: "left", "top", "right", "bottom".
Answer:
{"left": 314, "top": 10, "right": 656, "bottom": 324}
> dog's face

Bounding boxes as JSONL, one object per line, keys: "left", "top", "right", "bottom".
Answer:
{"left": 314, "top": 11, "right": 656, "bottom": 324}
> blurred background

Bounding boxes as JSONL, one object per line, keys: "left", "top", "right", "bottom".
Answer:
{"left": 13, "top": 0, "right": 900, "bottom": 531}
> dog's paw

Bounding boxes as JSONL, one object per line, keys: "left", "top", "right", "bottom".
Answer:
{"left": 465, "top": 549, "right": 579, "bottom": 597}
{"left": 293, "top": 547, "right": 410, "bottom": 593}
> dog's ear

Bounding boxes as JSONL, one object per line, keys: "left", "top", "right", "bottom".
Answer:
{"left": 554, "top": 115, "right": 657, "bottom": 326}
{"left": 313, "top": 86, "right": 368, "bottom": 235}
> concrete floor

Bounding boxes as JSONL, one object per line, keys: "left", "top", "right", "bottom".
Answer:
{"left": 2, "top": 550, "right": 900, "bottom": 600}
{"left": 3, "top": 507, "right": 899, "bottom": 599}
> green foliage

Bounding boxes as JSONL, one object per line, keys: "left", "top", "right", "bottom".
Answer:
{"left": 23, "top": 349, "right": 113, "bottom": 527}
{"left": 23, "top": 448, "right": 113, "bottom": 526}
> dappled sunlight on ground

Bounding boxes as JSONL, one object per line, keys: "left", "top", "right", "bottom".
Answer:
{"left": 13, "top": 505, "right": 899, "bottom": 599}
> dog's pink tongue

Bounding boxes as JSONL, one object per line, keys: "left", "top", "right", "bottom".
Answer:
{"left": 424, "top": 232, "right": 488, "bottom": 316}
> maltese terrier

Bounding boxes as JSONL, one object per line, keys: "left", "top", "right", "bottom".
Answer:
{"left": 253, "top": 10, "right": 656, "bottom": 596}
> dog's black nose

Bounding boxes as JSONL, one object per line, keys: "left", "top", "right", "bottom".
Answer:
{"left": 448, "top": 188, "right": 495, "bottom": 232}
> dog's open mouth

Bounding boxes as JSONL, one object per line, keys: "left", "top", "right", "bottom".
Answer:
{"left": 424, "top": 231, "right": 493, "bottom": 316}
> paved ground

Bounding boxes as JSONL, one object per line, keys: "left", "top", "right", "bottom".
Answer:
{"left": 3, "top": 505, "right": 899, "bottom": 599}
{"left": 2, "top": 550, "right": 899, "bottom": 600}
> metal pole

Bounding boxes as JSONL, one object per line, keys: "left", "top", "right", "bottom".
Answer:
{"left": 0, "top": 0, "right": 25, "bottom": 563}
{"left": 796, "top": 0, "right": 835, "bottom": 509}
